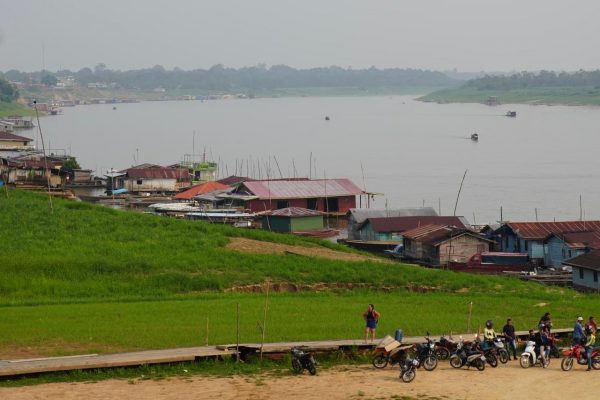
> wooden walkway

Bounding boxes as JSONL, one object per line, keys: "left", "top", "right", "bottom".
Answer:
{"left": 0, "top": 329, "right": 574, "bottom": 378}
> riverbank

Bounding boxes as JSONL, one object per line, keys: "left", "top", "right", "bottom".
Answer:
{"left": 0, "top": 102, "right": 36, "bottom": 118}
{"left": 418, "top": 86, "right": 600, "bottom": 106}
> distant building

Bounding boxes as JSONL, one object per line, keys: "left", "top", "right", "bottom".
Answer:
{"left": 402, "top": 224, "right": 492, "bottom": 266}
{"left": 564, "top": 250, "right": 600, "bottom": 291}
{"left": 107, "top": 164, "right": 189, "bottom": 194}
{"left": 261, "top": 207, "right": 324, "bottom": 234}
{"left": 0, "top": 121, "right": 15, "bottom": 132}
{"left": 0, "top": 131, "right": 34, "bottom": 150}
{"left": 227, "top": 178, "right": 364, "bottom": 214}
{"left": 174, "top": 181, "right": 229, "bottom": 201}
{"left": 346, "top": 207, "right": 438, "bottom": 240}
{"left": 0, "top": 152, "right": 67, "bottom": 187}
{"left": 355, "top": 215, "right": 470, "bottom": 242}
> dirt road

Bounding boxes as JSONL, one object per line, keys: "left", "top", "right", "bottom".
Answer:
{"left": 2, "top": 362, "right": 597, "bottom": 400}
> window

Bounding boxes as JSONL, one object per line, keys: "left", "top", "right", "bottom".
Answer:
{"left": 579, "top": 268, "right": 584, "bottom": 280}
{"left": 276, "top": 200, "right": 289, "bottom": 209}
{"left": 594, "top": 271, "right": 598, "bottom": 283}
{"left": 136, "top": 179, "right": 143, "bottom": 185}
{"left": 307, "top": 198, "right": 318, "bottom": 210}
{"left": 325, "top": 197, "right": 339, "bottom": 212}
{"left": 568, "top": 250, "right": 572, "bottom": 258}
{"left": 525, "top": 241, "right": 528, "bottom": 251}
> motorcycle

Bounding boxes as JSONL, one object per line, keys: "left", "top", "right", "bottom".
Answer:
{"left": 492, "top": 337, "right": 510, "bottom": 364}
{"left": 520, "top": 340, "right": 548, "bottom": 368}
{"left": 561, "top": 344, "right": 600, "bottom": 371}
{"left": 435, "top": 335, "right": 458, "bottom": 360}
{"left": 449, "top": 337, "right": 486, "bottom": 371}
{"left": 372, "top": 343, "right": 411, "bottom": 369}
{"left": 474, "top": 338, "right": 498, "bottom": 368}
{"left": 547, "top": 334, "right": 561, "bottom": 359}
{"left": 399, "top": 357, "right": 420, "bottom": 383}
{"left": 414, "top": 332, "right": 438, "bottom": 371}
{"left": 291, "top": 347, "right": 317, "bottom": 375}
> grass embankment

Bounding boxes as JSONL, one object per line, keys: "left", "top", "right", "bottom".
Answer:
{"left": 0, "top": 102, "right": 35, "bottom": 118}
{"left": 0, "top": 190, "right": 598, "bottom": 360}
{"left": 419, "top": 86, "right": 600, "bottom": 106}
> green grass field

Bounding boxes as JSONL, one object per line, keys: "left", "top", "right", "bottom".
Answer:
{"left": 418, "top": 86, "right": 600, "bottom": 106}
{"left": 0, "top": 102, "right": 35, "bottom": 118}
{"left": 1, "top": 190, "right": 598, "bottom": 360}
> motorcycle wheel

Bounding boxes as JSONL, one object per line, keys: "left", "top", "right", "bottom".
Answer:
{"left": 487, "top": 353, "right": 498, "bottom": 368}
{"left": 449, "top": 355, "right": 463, "bottom": 369}
{"left": 307, "top": 360, "right": 317, "bottom": 376}
{"left": 422, "top": 355, "right": 438, "bottom": 371}
{"left": 498, "top": 349, "right": 509, "bottom": 364}
{"left": 561, "top": 356, "right": 574, "bottom": 371}
{"left": 435, "top": 348, "right": 450, "bottom": 360}
{"left": 291, "top": 359, "right": 303, "bottom": 374}
{"left": 519, "top": 355, "right": 531, "bottom": 369}
{"left": 474, "top": 358, "right": 485, "bottom": 371}
{"left": 401, "top": 369, "right": 416, "bottom": 383}
{"left": 592, "top": 355, "right": 600, "bottom": 370}
{"left": 372, "top": 354, "right": 388, "bottom": 369}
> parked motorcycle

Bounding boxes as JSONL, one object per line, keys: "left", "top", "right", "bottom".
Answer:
{"left": 449, "top": 337, "right": 486, "bottom": 371}
{"left": 493, "top": 337, "right": 510, "bottom": 364}
{"left": 399, "top": 357, "right": 420, "bottom": 383}
{"left": 435, "top": 335, "right": 458, "bottom": 360}
{"left": 414, "top": 332, "right": 438, "bottom": 371}
{"left": 475, "top": 338, "right": 498, "bottom": 368}
{"left": 291, "top": 347, "right": 317, "bottom": 375}
{"left": 561, "top": 344, "right": 600, "bottom": 371}
{"left": 372, "top": 343, "right": 411, "bottom": 369}
{"left": 520, "top": 340, "right": 548, "bottom": 368}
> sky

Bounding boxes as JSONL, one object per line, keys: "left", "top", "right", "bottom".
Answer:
{"left": 1, "top": 0, "right": 599, "bottom": 73}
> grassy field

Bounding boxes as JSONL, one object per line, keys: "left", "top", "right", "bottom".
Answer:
{"left": 418, "top": 86, "right": 600, "bottom": 106}
{"left": 0, "top": 101, "right": 35, "bottom": 118}
{"left": 1, "top": 189, "right": 599, "bottom": 361}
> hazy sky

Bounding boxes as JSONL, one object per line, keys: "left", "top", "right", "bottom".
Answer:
{"left": 1, "top": 0, "right": 599, "bottom": 72}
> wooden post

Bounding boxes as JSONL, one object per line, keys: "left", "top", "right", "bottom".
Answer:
{"left": 205, "top": 315, "right": 209, "bottom": 346}
{"left": 236, "top": 302, "right": 240, "bottom": 363}
{"left": 259, "top": 281, "right": 270, "bottom": 362}
{"left": 467, "top": 301, "right": 473, "bottom": 334}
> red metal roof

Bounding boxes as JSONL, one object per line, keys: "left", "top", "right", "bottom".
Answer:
{"left": 174, "top": 181, "right": 229, "bottom": 200}
{"left": 264, "top": 207, "right": 323, "bottom": 217}
{"left": 242, "top": 178, "right": 363, "bottom": 200}
{"left": 365, "top": 216, "right": 469, "bottom": 233}
{"left": 0, "top": 131, "right": 33, "bottom": 142}
{"left": 552, "top": 231, "right": 600, "bottom": 249}
{"left": 506, "top": 221, "right": 600, "bottom": 240}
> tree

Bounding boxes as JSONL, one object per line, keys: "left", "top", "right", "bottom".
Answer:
{"left": 0, "top": 78, "right": 18, "bottom": 102}
{"left": 41, "top": 74, "right": 58, "bottom": 87}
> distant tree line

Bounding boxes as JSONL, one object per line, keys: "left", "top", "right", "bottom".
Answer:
{"left": 466, "top": 70, "right": 600, "bottom": 90}
{"left": 0, "top": 78, "right": 19, "bottom": 102}
{"left": 0, "top": 64, "right": 454, "bottom": 92}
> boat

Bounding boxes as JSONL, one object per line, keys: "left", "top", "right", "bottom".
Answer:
{"left": 471, "top": 133, "right": 479, "bottom": 141}
{"left": 49, "top": 106, "right": 62, "bottom": 115}
{"left": 3, "top": 116, "right": 34, "bottom": 129}
{"left": 448, "top": 252, "right": 533, "bottom": 274}
{"left": 505, "top": 111, "right": 517, "bottom": 118}
{"left": 325, "top": 116, "right": 330, "bottom": 121}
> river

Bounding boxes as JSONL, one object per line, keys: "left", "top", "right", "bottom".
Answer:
{"left": 28, "top": 96, "right": 600, "bottom": 224}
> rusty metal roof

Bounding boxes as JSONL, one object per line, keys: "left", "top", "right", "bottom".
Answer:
{"left": 563, "top": 249, "right": 600, "bottom": 271}
{"left": 505, "top": 221, "right": 600, "bottom": 240}
{"left": 0, "top": 131, "right": 33, "bottom": 142}
{"left": 364, "top": 216, "right": 470, "bottom": 233}
{"left": 550, "top": 231, "right": 600, "bottom": 249}
{"left": 123, "top": 165, "right": 188, "bottom": 180}
{"left": 264, "top": 207, "right": 323, "bottom": 217}
{"left": 402, "top": 224, "right": 487, "bottom": 246}
{"left": 241, "top": 178, "right": 364, "bottom": 200}
{"left": 217, "top": 175, "right": 253, "bottom": 186}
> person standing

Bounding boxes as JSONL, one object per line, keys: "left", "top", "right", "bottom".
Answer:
{"left": 587, "top": 316, "right": 597, "bottom": 333}
{"left": 363, "top": 304, "right": 380, "bottom": 343}
{"left": 585, "top": 326, "right": 596, "bottom": 371}
{"left": 539, "top": 312, "right": 552, "bottom": 331}
{"left": 503, "top": 318, "right": 518, "bottom": 360}
{"left": 573, "top": 316, "right": 586, "bottom": 345}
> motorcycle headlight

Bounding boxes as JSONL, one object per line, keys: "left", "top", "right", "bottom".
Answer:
{"left": 412, "top": 359, "right": 419, "bottom": 366}
{"left": 429, "top": 343, "right": 435, "bottom": 349}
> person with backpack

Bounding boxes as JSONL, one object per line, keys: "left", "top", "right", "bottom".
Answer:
{"left": 363, "top": 304, "right": 380, "bottom": 343}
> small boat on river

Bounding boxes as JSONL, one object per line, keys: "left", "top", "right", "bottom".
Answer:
{"left": 505, "top": 111, "right": 517, "bottom": 117}
{"left": 471, "top": 133, "right": 479, "bottom": 141}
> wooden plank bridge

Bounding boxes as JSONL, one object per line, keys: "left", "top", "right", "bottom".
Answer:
{"left": 0, "top": 329, "right": 573, "bottom": 378}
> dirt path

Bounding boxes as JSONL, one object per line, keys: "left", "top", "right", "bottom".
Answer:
{"left": 226, "top": 237, "right": 387, "bottom": 263}
{"left": 2, "top": 362, "right": 598, "bottom": 400}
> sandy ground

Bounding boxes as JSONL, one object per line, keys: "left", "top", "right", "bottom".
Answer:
{"left": 2, "top": 362, "right": 599, "bottom": 400}
{"left": 226, "top": 237, "right": 386, "bottom": 263}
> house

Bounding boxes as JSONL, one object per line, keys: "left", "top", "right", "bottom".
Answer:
{"left": 0, "top": 131, "right": 34, "bottom": 150}
{"left": 545, "top": 231, "right": 600, "bottom": 267}
{"left": 0, "top": 153, "right": 66, "bottom": 187}
{"left": 494, "top": 221, "right": 600, "bottom": 266}
{"left": 107, "top": 164, "right": 189, "bottom": 194}
{"left": 356, "top": 215, "right": 471, "bottom": 242}
{"left": 261, "top": 207, "right": 324, "bottom": 233}
{"left": 402, "top": 224, "right": 492, "bottom": 266}
{"left": 228, "top": 178, "right": 364, "bottom": 214}
{"left": 563, "top": 250, "right": 600, "bottom": 291}
{"left": 174, "top": 181, "right": 229, "bottom": 201}
{"left": 346, "top": 207, "right": 438, "bottom": 240}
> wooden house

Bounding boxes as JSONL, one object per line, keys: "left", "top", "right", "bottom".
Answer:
{"left": 544, "top": 231, "right": 600, "bottom": 267}
{"left": 356, "top": 215, "right": 470, "bottom": 242}
{"left": 563, "top": 250, "right": 600, "bottom": 291}
{"left": 402, "top": 224, "right": 492, "bottom": 266}
{"left": 0, "top": 131, "right": 33, "bottom": 150}
{"left": 261, "top": 207, "right": 324, "bottom": 233}
{"left": 107, "top": 164, "right": 189, "bottom": 194}
{"left": 346, "top": 207, "right": 438, "bottom": 240}
{"left": 227, "top": 178, "right": 364, "bottom": 214}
